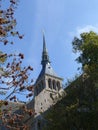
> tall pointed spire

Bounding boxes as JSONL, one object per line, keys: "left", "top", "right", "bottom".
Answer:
{"left": 43, "top": 33, "right": 47, "bottom": 52}
{"left": 41, "top": 32, "right": 50, "bottom": 66}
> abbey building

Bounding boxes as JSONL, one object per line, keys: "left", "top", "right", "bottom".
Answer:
{"left": 1, "top": 34, "right": 64, "bottom": 130}
{"left": 29, "top": 34, "right": 64, "bottom": 130}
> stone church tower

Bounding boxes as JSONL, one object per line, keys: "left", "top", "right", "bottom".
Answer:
{"left": 31, "top": 34, "right": 64, "bottom": 130}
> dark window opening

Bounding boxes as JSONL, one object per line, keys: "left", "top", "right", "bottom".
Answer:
{"left": 57, "top": 81, "right": 60, "bottom": 90}
{"left": 53, "top": 80, "right": 56, "bottom": 90}
{"left": 48, "top": 79, "right": 52, "bottom": 89}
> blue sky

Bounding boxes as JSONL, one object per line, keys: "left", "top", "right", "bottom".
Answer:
{"left": 2, "top": 0, "right": 98, "bottom": 84}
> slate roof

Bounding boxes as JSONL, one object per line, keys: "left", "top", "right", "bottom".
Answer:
{"left": 36, "top": 63, "right": 62, "bottom": 83}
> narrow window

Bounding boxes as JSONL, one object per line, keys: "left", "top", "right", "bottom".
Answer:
{"left": 48, "top": 79, "right": 52, "bottom": 89}
{"left": 53, "top": 80, "right": 56, "bottom": 90}
{"left": 57, "top": 81, "right": 60, "bottom": 90}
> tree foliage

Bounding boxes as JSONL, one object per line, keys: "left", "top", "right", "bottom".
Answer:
{"left": 0, "top": 0, "right": 23, "bottom": 45}
{"left": 0, "top": 0, "right": 35, "bottom": 129}
{"left": 0, "top": 0, "right": 34, "bottom": 101}
{"left": 72, "top": 31, "right": 98, "bottom": 79}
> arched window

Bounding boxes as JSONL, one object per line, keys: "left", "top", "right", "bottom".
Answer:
{"left": 53, "top": 80, "right": 56, "bottom": 90}
{"left": 57, "top": 81, "right": 60, "bottom": 90}
{"left": 48, "top": 79, "right": 52, "bottom": 89}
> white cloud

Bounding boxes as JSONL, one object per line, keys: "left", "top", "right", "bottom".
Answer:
{"left": 76, "top": 25, "right": 98, "bottom": 37}
{"left": 69, "top": 25, "right": 98, "bottom": 38}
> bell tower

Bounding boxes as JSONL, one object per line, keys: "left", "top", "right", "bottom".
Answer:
{"left": 34, "top": 33, "right": 63, "bottom": 116}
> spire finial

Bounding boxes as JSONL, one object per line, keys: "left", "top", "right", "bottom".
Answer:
{"left": 41, "top": 32, "right": 50, "bottom": 66}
